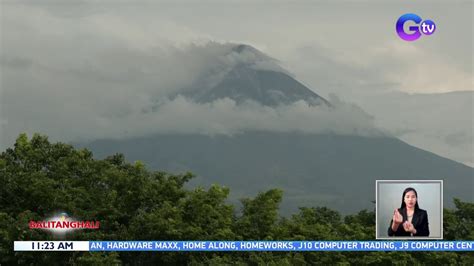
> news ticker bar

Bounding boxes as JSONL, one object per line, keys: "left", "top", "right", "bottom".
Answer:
{"left": 14, "top": 241, "right": 474, "bottom": 252}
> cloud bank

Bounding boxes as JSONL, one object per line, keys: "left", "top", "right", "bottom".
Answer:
{"left": 0, "top": 4, "right": 381, "bottom": 149}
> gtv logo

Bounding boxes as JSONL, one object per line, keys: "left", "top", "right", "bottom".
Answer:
{"left": 396, "top": 13, "right": 436, "bottom": 41}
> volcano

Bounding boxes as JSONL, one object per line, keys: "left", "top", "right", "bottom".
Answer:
{"left": 79, "top": 44, "right": 473, "bottom": 214}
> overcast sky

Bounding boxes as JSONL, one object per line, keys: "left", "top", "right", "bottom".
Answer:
{"left": 1, "top": 0, "right": 472, "bottom": 164}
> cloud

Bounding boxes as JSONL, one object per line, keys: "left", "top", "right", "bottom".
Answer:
{"left": 285, "top": 40, "right": 472, "bottom": 101}
{"left": 118, "top": 95, "right": 380, "bottom": 137}
{"left": 1, "top": 94, "right": 381, "bottom": 148}
{"left": 357, "top": 91, "right": 474, "bottom": 166}
{"left": 369, "top": 42, "right": 473, "bottom": 93}
{"left": 0, "top": 33, "right": 382, "bottom": 145}
{"left": 0, "top": 4, "right": 381, "bottom": 149}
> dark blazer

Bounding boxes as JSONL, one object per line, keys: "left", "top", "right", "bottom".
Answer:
{"left": 388, "top": 207, "right": 429, "bottom": 237}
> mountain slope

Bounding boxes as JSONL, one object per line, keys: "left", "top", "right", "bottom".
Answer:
{"left": 81, "top": 132, "right": 473, "bottom": 214}
{"left": 171, "top": 44, "right": 329, "bottom": 107}
{"left": 354, "top": 91, "right": 474, "bottom": 167}
{"left": 179, "top": 65, "right": 329, "bottom": 106}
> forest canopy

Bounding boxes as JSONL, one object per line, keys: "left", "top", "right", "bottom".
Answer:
{"left": 0, "top": 134, "right": 472, "bottom": 264}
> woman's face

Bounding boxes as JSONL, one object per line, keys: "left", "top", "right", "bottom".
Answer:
{"left": 404, "top": 190, "right": 417, "bottom": 208}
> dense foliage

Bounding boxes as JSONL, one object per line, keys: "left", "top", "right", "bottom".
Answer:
{"left": 1, "top": 134, "right": 472, "bottom": 264}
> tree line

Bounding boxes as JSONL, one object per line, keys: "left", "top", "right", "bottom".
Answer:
{"left": 1, "top": 134, "right": 472, "bottom": 264}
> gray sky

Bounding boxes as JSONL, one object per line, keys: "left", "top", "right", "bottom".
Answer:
{"left": 1, "top": 0, "right": 473, "bottom": 164}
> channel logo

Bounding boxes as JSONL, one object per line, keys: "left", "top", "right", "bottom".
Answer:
{"left": 396, "top": 13, "right": 436, "bottom": 41}
{"left": 29, "top": 212, "right": 100, "bottom": 235}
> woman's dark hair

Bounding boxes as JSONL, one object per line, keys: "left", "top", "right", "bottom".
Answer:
{"left": 400, "top": 187, "right": 420, "bottom": 210}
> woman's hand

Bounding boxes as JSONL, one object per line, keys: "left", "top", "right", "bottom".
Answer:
{"left": 393, "top": 209, "right": 403, "bottom": 225}
{"left": 391, "top": 209, "right": 403, "bottom": 232}
{"left": 403, "top": 221, "right": 417, "bottom": 234}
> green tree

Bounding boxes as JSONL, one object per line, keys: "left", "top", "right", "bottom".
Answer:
{"left": 1, "top": 133, "right": 473, "bottom": 264}
{"left": 235, "top": 189, "right": 283, "bottom": 240}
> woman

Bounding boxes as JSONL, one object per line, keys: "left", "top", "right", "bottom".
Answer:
{"left": 388, "top": 187, "right": 429, "bottom": 237}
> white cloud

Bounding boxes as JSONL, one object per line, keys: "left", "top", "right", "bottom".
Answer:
{"left": 1, "top": 94, "right": 381, "bottom": 148}
{"left": 0, "top": 4, "right": 381, "bottom": 149}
